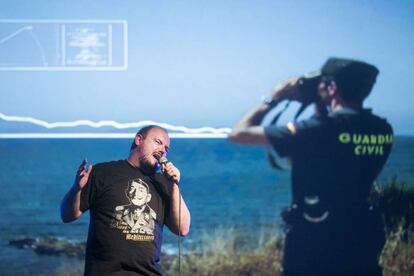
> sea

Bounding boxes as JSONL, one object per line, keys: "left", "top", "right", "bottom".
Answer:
{"left": 0, "top": 137, "right": 413, "bottom": 275}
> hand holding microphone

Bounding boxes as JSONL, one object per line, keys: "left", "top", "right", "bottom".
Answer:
{"left": 158, "top": 156, "right": 180, "bottom": 184}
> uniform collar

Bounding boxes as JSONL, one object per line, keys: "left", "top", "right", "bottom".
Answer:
{"left": 332, "top": 106, "right": 359, "bottom": 115}
{"left": 329, "top": 106, "right": 373, "bottom": 118}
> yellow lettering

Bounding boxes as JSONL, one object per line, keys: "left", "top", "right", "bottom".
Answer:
{"left": 367, "top": 146, "right": 375, "bottom": 155}
{"left": 362, "top": 135, "right": 370, "bottom": 144}
{"left": 376, "top": 146, "right": 384, "bottom": 155}
{"left": 347, "top": 133, "right": 392, "bottom": 155}
{"left": 355, "top": 145, "right": 362, "bottom": 155}
{"left": 339, "top": 132, "right": 351, "bottom": 143}
{"left": 353, "top": 134, "right": 362, "bottom": 144}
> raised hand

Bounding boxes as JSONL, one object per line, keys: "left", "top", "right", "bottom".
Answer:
{"left": 270, "top": 76, "right": 304, "bottom": 102}
{"left": 75, "top": 159, "right": 92, "bottom": 190}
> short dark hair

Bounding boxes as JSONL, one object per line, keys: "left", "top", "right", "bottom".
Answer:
{"left": 130, "top": 125, "right": 167, "bottom": 150}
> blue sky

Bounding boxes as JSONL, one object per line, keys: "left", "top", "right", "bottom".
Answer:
{"left": 0, "top": 0, "right": 413, "bottom": 134}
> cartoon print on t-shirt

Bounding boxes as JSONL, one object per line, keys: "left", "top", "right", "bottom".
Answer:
{"left": 111, "top": 178, "right": 156, "bottom": 240}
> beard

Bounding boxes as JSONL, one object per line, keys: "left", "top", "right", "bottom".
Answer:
{"left": 139, "top": 155, "right": 157, "bottom": 174}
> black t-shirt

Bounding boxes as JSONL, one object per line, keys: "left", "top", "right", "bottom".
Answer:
{"left": 265, "top": 108, "right": 393, "bottom": 211}
{"left": 80, "top": 160, "right": 171, "bottom": 276}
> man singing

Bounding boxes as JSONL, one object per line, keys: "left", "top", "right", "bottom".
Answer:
{"left": 61, "top": 125, "right": 191, "bottom": 276}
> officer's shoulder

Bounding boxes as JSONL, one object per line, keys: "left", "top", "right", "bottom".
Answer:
{"left": 294, "top": 116, "right": 325, "bottom": 131}
{"left": 361, "top": 110, "right": 393, "bottom": 131}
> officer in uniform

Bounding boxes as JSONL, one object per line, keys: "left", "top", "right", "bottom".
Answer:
{"left": 229, "top": 57, "right": 393, "bottom": 275}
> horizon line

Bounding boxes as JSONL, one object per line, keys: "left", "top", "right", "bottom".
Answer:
{"left": 1, "top": 133, "right": 412, "bottom": 139}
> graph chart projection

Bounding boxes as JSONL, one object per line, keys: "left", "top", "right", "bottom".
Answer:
{"left": 0, "top": 20, "right": 127, "bottom": 71}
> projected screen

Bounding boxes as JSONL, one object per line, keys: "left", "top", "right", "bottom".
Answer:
{"left": 0, "top": 20, "right": 127, "bottom": 71}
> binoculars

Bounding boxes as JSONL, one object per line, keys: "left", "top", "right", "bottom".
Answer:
{"left": 297, "top": 73, "right": 322, "bottom": 104}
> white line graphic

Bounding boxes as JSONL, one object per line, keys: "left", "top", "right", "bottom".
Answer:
{"left": 0, "top": 25, "right": 31, "bottom": 44}
{"left": 0, "top": 25, "right": 47, "bottom": 65}
{"left": 0, "top": 133, "right": 228, "bottom": 139}
{"left": 0, "top": 113, "right": 231, "bottom": 138}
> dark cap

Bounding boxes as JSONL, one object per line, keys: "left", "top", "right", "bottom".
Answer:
{"left": 321, "top": 57, "right": 379, "bottom": 85}
{"left": 304, "top": 57, "right": 380, "bottom": 101}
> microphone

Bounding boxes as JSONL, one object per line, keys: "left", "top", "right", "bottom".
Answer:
{"left": 158, "top": 156, "right": 179, "bottom": 184}
{"left": 158, "top": 156, "right": 168, "bottom": 165}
